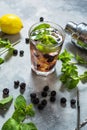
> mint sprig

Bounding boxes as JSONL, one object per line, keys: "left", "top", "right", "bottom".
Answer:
{"left": 59, "top": 49, "right": 87, "bottom": 89}
{"left": 2, "top": 95, "right": 37, "bottom": 130}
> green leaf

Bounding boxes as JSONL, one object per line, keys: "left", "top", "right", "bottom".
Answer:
{"left": 0, "top": 58, "right": 4, "bottom": 64}
{"left": 76, "top": 54, "right": 87, "bottom": 65}
{"left": 66, "top": 78, "right": 79, "bottom": 89}
{"left": 26, "top": 104, "right": 35, "bottom": 117}
{"left": 1, "top": 118, "right": 20, "bottom": 130}
{"left": 0, "top": 96, "right": 13, "bottom": 106}
{"left": 12, "top": 109, "right": 26, "bottom": 123}
{"left": 80, "top": 71, "right": 87, "bottom": 83}
{"left": 33, "top": 23, "right": 50, "bottom": 31}
{"left": 14, "top": 95, "right": 26, "bottom": 110}
{"left": 59, "top": 49, "right": 74, "bottom": 62}
{"left": 20, "top": 122, "right": 37, "bottom": 130}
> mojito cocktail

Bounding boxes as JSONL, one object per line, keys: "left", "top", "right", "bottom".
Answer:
{"left": 29, "top": 21, "right": 65, "bottom": 76}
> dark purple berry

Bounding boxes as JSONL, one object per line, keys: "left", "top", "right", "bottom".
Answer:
{"left": 3, "top": 88, "right": 9, "bottom": 95}
{"left": 43, "top": 86, "right": 49, "bottom": 91}
{"left": 25, "top": 38, "right": 29, "bottom": 44}
{"left": 13, "top": 49, "right": 18, "bottom": 56}
{"left": 30, "top": 93, "right": 37, "bottom": 99}
{"left": 50, "top": 96, "right": 56, "bottom": 102}
{"left": 70, "top": 99, "right": 76, "bottom": 105}
{"left": 60, "top": 97, "right": 67, "bottom": 104}
{"left": 57, "top": 38, "right": 61, "bottom": 42}
{"left": 14, "top": 80, "right": 20, "bottom": 87}
{"left": 20, "top": 50, "right": 24, "bottom": 57}
{"left": 40, "top": 17, "right": 44, "bottom": 22}
{"left": 32, "top": 98, "right": 39, "bottom": 105}
{"left": 41, "top": 91, "right": 47, "bottom": 97}
{"left": 38, "top": 104, "right": 44, "bottom": 110}
{"left": 41, "top": 99, "right": 47, "bottom": 106}
{"left": 20, "top": 82, "right": 26, "bottom": 89}
{"left": 50, "top": 91, "right": 56, "bottom": 96}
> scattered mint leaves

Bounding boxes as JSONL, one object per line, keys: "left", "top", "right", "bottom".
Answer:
{"left": 59, "top": 49, "right": 87, "bottom": 89}
{"left": 1, "top": 95, "right": 37, "bottom": 130}
{"left": 2, "top": 118, "right": 20, "bottom": 130}
{"left": 12, "top": 109, "right": 26, "bottom": 123}
{"left": 20, "top": 122, "right": 38, "bottom": 130}
{"left": 76, "top": 54, "right": 87, "bottom": 65}
{"left": 14, "top": 95, "right": 26, "bottom": 110}
{"left": 0, "top": 57, "right": 4, "bottom": 64}
{"left": 26, "top": 104, "right": 35, "bottom": 117}
{"left": 0, "top": 96, "right": 13, "bottom": 106}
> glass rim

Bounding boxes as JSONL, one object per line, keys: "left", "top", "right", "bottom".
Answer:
{"left": 28, "top": 21, "right": 65, "bottom": 48}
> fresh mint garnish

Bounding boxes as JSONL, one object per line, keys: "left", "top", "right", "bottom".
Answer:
{"left": 33, "top": 23, "right": 50, "bottom": 31}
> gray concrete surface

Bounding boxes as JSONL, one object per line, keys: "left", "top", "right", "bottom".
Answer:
{"left": 0, "top": 0, "right": 87, "bottom": 130}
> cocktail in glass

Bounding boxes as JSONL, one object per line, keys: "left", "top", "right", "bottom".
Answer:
{"left": 29, "top": 21, "right": 65, "bottom": 76}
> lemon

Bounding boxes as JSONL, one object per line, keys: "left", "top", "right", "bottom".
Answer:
{"left": 0, "top": 14, "right": 23, "bottom": 34}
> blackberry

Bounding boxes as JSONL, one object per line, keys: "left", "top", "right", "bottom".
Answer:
{"left": 32, "top": 98, "right": 39, "bottom": 105}
{"left": 50, "top": 96, "right": 56, "bottom": 102}
{"left": 50, "top": 91, "right": 56, "bottom": 96}
{"left": 3, "top": 88, "right": 9, "bottom": 95}
{"left": 60, "top": 97, "right": 67, "bottom": 104}
{"left": 38, "top": 104, "right": 44, "bottom": 110}
{"left": 20, "top": 50, "right": 24, "bottom": 57}
{"left": 40, "top": 17, "right": 44, "bottom": 22}
{"left": 41, "top": 99, "right": 47, "bottom": 106}
{"left": 14, "top": 80, "right": 20, "bottom": 88}
{"left": 20, "top": 82, "right": 26, "bottom": 89}
{"left": 25, "top": 38, "right": 29, "bottom": 44}
{"left": 70, "top": 99, "right": 76, "bottom": 105}
{"left": 13, "top": 49, "right": 18, "bottom": 56}
{"left": 41, "top": 91, "right": 47, "bottom": 97}
{"left": 43, "top": 86, "right": 49, "bottom": 91}
{"left": 30, "top": 93, "right": 37, "bottom": 99}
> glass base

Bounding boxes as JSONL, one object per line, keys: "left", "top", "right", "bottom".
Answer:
{"left": 31, "top": 65, "right": 55, "bottom": 76}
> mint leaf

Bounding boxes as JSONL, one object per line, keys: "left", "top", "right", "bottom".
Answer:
{"left": 80, "top": 71, "right": 87, "bottom": 83}
{"left": 2, "top": 118, "right": 20, "bottom": 130}
{"left": 20, "top": 122, "right": 37, "bottom": 130}
{"left": 12, "top": 109, "right": 26, "bottom": 123}
{"left": 76, "top": 54, "right": 87, "bottom": 64}
{"left": 0, "top": 58, "right": 4, "bottom": 64}
{"left": 59, "top": 49, "right": 74, "bottom": 62}
{"left": 33, "top": 23, "right": 50, "bottom": 31}
{"left": 26, "top": 104, "right": 35, "bottom": 117}
{"left": 14, "top": 95, "right": 26, "bottom": 110}
{"left": 0, "top": 96, "right": 13, "bottom": 106}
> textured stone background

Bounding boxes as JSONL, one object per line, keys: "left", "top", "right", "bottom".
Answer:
{"left": 0, "top": 0, "right": 87, "bottom": 130}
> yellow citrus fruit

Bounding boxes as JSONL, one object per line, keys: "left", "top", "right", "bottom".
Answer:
{"left": 0, "top": 14, "right": 23, "bottom": 34}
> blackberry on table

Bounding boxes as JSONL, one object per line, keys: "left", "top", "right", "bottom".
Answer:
{"left": 43, "top": 86, "right": 49, "bottom": 91}
{"left": 30, "top": 93, "right": 37, "bottom": 99}
{"left": 60, "top": 97, "right": 67, "bottom": 104}
{"left": 50, "top": 91, "right": 56, "bottom": 96}
{"left": 40, "top": 17, "right": 44, "bottom": 22}
{"left": 32, "top": 98, "right": 39, "bottom": 105}
{"left": 25, "top": 38, "right": 29, "bottom": 44}
{"left": 70, "top": 99, "right": 76, "bottom": 105}
{"left": 41, "top": 91, "right": 47, "bottom": 97}
{"left": 20, "top": 82, "right": 26, "bottom": 89}
{"left": 41, "top": 99, "right": 47, "bottom": 106}
{"left": 20, "top": 50, "right": 24, "bottom": 57}
{"left": 14, "top": 80, "right": 20, "bottom": 88}
{"left": 50, "top": 96, "right": 56, "bottom": 102}
{"left": 13, "top": 49, "right": 18, "bottom": 56}
{"left": 3, "top": 88, "right": 9, "bottom": 95}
